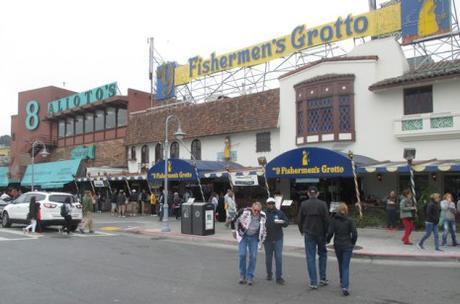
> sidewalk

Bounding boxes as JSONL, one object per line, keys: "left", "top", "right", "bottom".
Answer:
{"left": 94, "top": 213, "right": 460, "bottom": 261}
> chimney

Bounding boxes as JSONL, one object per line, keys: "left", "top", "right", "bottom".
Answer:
{"left": 368, "top": 0, "right": 377, "bottom": 11}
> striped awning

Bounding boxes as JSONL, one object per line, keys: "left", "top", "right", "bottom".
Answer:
{"left": 357, "top": 159, "right": 460, "bottom": 173}
{"left": 203, "top": 169, "right": 264, "bottom": 179}
{"left": 77, "top": 175, "right": 147, "bottom": 182}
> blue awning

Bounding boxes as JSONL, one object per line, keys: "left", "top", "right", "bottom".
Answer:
{"left": 21, "top": 159, "right": 81, "bottom": 187}
{"left": 147, "top": 159, "right": 244, "bottom": 183}
{"left": 266, "top": 147, "right": 369, "bottom": 179}
{"left": 0, "top": 167, "right": 9, "bottom": 187}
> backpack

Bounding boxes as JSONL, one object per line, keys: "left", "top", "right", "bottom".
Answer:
{"left": 60, "top": 204, "right": 68, "bottom": 217}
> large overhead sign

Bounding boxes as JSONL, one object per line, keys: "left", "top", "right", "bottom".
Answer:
{"left": 47, "top": 82, "right": 118, "bottom": 115}
{"left": 167, "top": 0, "right": 451, "bottom": 87}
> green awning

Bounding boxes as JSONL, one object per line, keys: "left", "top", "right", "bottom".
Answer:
{"left": 21, "top": 159, "right": 81, "bottom": 187}
{"left": 0, "top": 167, "right": 9, "bottom": 187}
{"left": 41, "top": 182, "right": 66, "bottom": 189}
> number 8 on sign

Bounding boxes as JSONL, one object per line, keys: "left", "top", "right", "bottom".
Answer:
{"left": 25, "top": 100, "right": 40, "bottom": 130}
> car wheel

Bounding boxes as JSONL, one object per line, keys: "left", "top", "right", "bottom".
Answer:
{"left": 2, "top": 212, "right": 11, "bottom": 228}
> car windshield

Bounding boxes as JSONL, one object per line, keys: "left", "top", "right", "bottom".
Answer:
{"left": 49, "top": 195, "right": 74, "bottom": 204}
{"left": 29, "top": 194, "right": 46, "bottom": 201}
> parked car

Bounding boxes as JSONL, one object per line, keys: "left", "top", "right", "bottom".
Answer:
{"left": 2, "top": 191, "right": 82, "bottom": 231}
{"left": 0, "top": 197, "right": 12, "bottom": 219}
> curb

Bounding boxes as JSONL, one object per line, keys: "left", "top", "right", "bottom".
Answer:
{"left": 123, "top": 228, "right": 460, "bottom": 262}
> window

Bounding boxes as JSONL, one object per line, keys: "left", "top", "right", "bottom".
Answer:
{"left": 295, "top": 75, "right": 355, "bottom": 143}
{"left": 65, "top": 118, "right": 74, "bottom": 137}
{"left": 191, "top": 139, "right": 201, "bottom": 160}
{"left": 75, "top": 115, "right": 84, "bottom": 135}
{"left": 117, "top": 108, "right": 127, "bottom": 127}
{"left": 95, "top": 110, "right": 105, "bottom": 131}
{"left": 141, "top": 145, "right": 149, "bottom": 164}
{"left": 170, "top": 142, "right": 179, "bottom": 159}
{"left": 129, "top": 146, "right": 136, "bottom": 160}
{"left": 58, "top": 120, "right": 66, "bottom": 138}
{"left": 105, "top": 107, "right": 116, "bottom": 129}
{"left": 155, "top": 143, "right": 163, "bottom": 163}
{"left": 84, "top": 113, "right": 94, "bottom": 133}
{"left": 256, "top": 132, "right": 271, "bottom": 152}
{"left": 404, "top": 86, "right": 433, "bottom": 115}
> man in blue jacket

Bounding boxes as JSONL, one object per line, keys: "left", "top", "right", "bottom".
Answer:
{"left": 264, "top": 197, "right": 289, "bottom": 285}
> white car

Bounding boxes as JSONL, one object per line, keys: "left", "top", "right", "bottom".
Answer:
{"left": 2, "top": 191, "right": 83, "bottom": 231}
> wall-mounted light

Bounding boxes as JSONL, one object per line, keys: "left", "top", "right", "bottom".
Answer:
{"left": 377, "top": 173, "right": 383, "bottom": 182}
{"left": 431, "top": 173, "right": 437, "bottom": 181}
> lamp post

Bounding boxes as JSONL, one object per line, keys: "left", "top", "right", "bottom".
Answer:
{"left": 348, "top": 151, "right": 362, "bottom": 218}
{"left": 257, "top": 156, "right": 271, "bottom": 199}
{"left": 162, "top": 115, "right": 186, "bottom": 232}
{"left": 31, "top": 140, "right": 50, "bottom": 191}
{"left": 403, "top": 148, "right": 417, "bottom": 206}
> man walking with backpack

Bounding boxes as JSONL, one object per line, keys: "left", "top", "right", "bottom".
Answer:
{"left": 298, "top": 186, "right": 329, "bottom": 289}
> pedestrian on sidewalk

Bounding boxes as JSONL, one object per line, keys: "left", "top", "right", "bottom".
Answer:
{"left": 60, "top": 197, "right": 73, "bottom": 234}
{"left": 225, "top": 189, "right": 237, "bottom": 228}
{"left": 158, "top": 187, "right": 165, "bottom": 221}
{"left": 172, "top": 192, "right": 181, "bottom": 219}
{"left": 417, "top": 193, "right": 441, "bottom": 251}
{"left": 327, "top": 203, "right": 357, "bottom": 296}
{"left": 263, "top": 197, "right": 288, "bottom": 285}
{"left": 149, "top": 191, "right": 157, "bottom": 216}
{"left": 298, "top": 186, "right": 329, "bottom": 289}
{"left": 117, "top": 190, "right": 127, "bottom": 217}
{"left": 385, "top": 191, "right": 397, "bottom": 231}
{"left": 23, "top": 196, "right": 40, "bottom": 233}
{"left": 232, "top": 201, "right": 266, "bottom": 286}
{"left": 111, "top": 189, "right": 118, "bottom": 216}
{"left": 400, "top": 189, "right": 417, "bottom": 245}
{"left": 128, "top": 189, "right": 138, "bottom": 217}
{"left": 79, "top": 190, "right": 95, "bottom": 234}
{"left": 440, "top": 193, "right": 458, "bottom": 247}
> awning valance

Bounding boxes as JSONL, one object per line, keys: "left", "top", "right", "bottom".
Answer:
{"left": 21, "top": 159, "right": 81, "bottom": 187}
{"left": 357, "top": 159, "right": 460, "bottom": 173}
{"left": 266, "top": 147, "right": 375, "bottom": 179}
{"left": 0, "top": 167, "right": 9, "bottom": 187}
{"left": 147, "top": 159, "right": 243, "bottom": 183}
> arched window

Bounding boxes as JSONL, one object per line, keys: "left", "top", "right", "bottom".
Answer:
{"left": 130, "top": 146, "right": 136, "bottom": 160}
{"left": 191, "top": 139, "right": 201, "bottom": 160}
{"left": 170, "top": 142, "right": 179, "bottom": 159}
{"left": 155, "top": 143, "right": 163, "bottom": 163}
{"left": 141, "top": 145, "right": 149, "bottom": 164}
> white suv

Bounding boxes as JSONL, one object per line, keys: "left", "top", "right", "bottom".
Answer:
{"left": 2, "top": 191, "right": 83, "bottom": 231}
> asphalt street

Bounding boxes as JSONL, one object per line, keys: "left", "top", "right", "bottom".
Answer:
{"left": 0, "top": 226, "right": 458, "bottom": 304}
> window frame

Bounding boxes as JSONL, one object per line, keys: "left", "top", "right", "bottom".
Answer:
{"left": 256, "top": 132, "right": 271, "bottom": 152}
{"left": 141, "top": 145, "right": 149, "bottom": 164}
{"left": 75, "top": 115, "right": 84, "bottom": 135}
{"left": 94, "top": 109, "right": 105, "bottom": 132}
{"left": 403, "top": 85, "right": 433, "bottom": 115}
{"left": 105, "top": 107, "right": 117, "bottom": 130}
{"left": 191, "top": 139, "right": 201, "bottom": 160}
{"left": 84, "top": 112, "right": 94, "bottom": 133}
{"left": 170, "top": 141, "right": 179, "bottom": 159}
{"left": 155, "top": 143, "right": 163, "bottom": 163}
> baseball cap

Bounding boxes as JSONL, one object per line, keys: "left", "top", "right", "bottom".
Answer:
{"left": 266, "top": 197, "right": 276, "bottom": 204}
{"left": 308, "top": 186, "right": 318, "bottom": 195}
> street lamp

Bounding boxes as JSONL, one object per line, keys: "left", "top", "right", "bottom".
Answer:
{"left": 162, "top": 115, "right": 186, "bottom": 232}
{"left": 31, "top": 140, "right": 50, "bottom": 191}
{"left": 257, "top": 156, "right": 271, "bottom": 198}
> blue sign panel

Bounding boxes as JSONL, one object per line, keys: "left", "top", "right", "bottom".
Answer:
{"left": 402, "top": 0, "right": 451, "bottom": 44}
{"left": 147, "top": 159, "right": 197, "bottom": 183}
{"left": 47, "top": 82, "right": 118, "bottom": 115}
{"left": 156, "top": 62, "right": 176, "bottom": 101}
{"left": 266, "top": 147, "right": 353, "bottom": 179}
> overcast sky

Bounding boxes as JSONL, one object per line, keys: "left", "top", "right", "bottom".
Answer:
{"left": 0, "top": 0, "right": 446, "bottom": 135}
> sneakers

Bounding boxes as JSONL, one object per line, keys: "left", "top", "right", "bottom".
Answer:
{"left": 319, "top": 279, "right": 329, "bottom": 286}
{"left": 416, "top": 242, "right": 424, "bottom": 250}
{"left": 276, "top": 278, "right": 285, "bottom": 285}
{"left": 239, "top": 278, "right": 247, "bottom": 285}
{"left": 435, "top": 248, "right": 444, "bottom": 252}
{"left": 266, "top": 274, "right": 272, "bottom": 281}
{"left": 89, "top": 230, "right": 95, "bottom": 234}
{"left": 79, "top": 228, "right": 85, "bottom": 234}
{"left": 342, "top": 289, "right": 350, "bottom": 296}
{"left": 309, "top": 284, "right": 318, "bottom": 290}
{"left": 247, "top": 279, "right": 253, "bottom": 286}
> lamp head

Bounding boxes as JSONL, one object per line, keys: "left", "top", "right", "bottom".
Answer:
{"left": 39, "top": 146, "right": 50, "bottom": 158}
{"left": 257, "top": 156, "right": 267, "bottom": 166}
{"left": 403, "top": 148, "right": 416, "bottom": 161}
{"left": 174, "top": 126, "right": 186, "bottom": 141}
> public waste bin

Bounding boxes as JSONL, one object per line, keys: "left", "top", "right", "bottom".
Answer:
{"left": 191, "top": 202, "right": 215, "bottom": 236}
{"left": 181, "top": 202, "right": 194, "bottom": 235}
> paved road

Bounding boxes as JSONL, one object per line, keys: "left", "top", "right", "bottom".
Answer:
{"left": 0, "top": 226, "right": 458, "bottom": 304}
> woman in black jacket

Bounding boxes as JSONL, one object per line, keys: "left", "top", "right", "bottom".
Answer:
{"left": 327, "top": 203, "right": 358, "bottom": 296}
{"left": 23, "top": 196, "right": 40, "bottom": 233}
{"left": 417, "top": 193, "right": 441, "bottom": 251}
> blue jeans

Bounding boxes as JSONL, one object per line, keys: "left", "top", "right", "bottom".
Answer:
{"left": 335, "top": 247, "right": 352, "bottom": 290}
{"left": 419, "top": 222, "right": 440, "bottom": 250}
{"left": 239, "top": 234, "right": 259, "bottom": 280}
{"left": 304, "top": 234, "right": 327, "bottom": 286}
{"left": 442, "top": 220, "right": 458, "bottom": 246}
{"left": 386, "top": 208, "right": 397, "bottom": 228}
{"left": 264, "top": 238, "right": 283, "bottom": 280}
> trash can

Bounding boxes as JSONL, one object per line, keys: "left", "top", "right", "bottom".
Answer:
{"left": 181, "top": 202, "right": 194, "bottom": 235}
{"left": 191, "top": 202, "right": 215, "bottom": 236}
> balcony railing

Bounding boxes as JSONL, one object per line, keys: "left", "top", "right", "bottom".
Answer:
{"left": 394, "top": 112, "right": 460, "bottom": 141}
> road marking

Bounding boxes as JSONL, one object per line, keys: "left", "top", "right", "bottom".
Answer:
{"left": 71, "top": 231, "right": 117, "bottom": 237}
{"left": 100, "top": 226, "right": 122, "bottom": 232}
